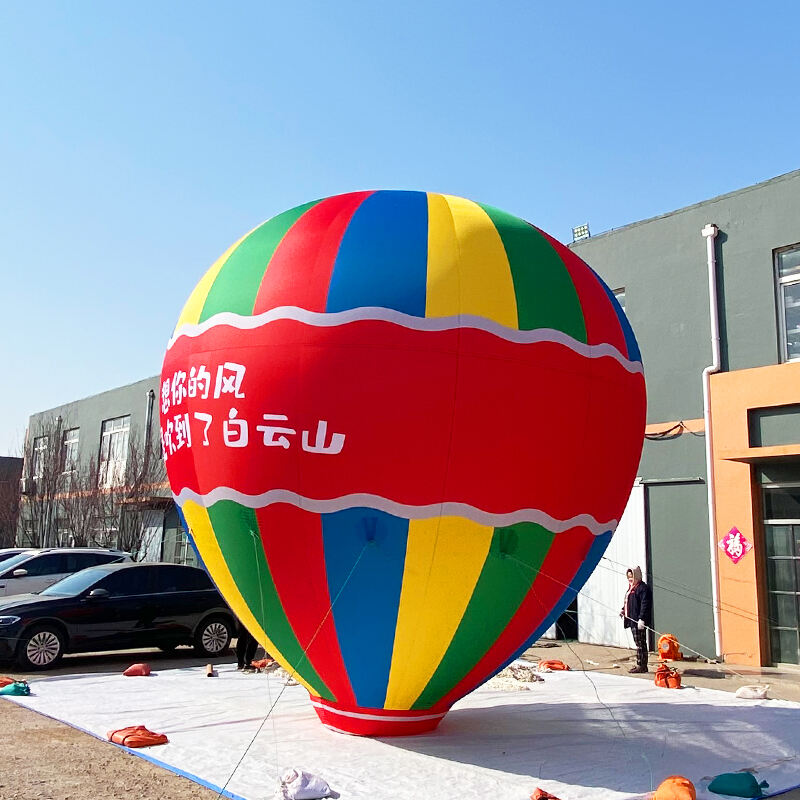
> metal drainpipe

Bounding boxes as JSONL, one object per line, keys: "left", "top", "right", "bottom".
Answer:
{"left": 701, "top": 222, "right": 722, "bottom": 658}
{"left": 143, "top": 389, "right": 155, "bottom": 477}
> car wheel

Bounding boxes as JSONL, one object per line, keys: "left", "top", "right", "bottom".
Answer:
{"left": 18, "top": 625, "right": 65, "bottom": 670}
{"left": 194, "top": 616, "right": 232, "bottom": 657}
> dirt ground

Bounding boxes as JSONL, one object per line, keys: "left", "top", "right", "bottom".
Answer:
{"left": 1, "top": 641, "right": 799, "bottom": 800}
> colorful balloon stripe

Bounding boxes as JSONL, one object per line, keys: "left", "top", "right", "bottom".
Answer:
{"left": 207, "top": 500, "right": 334, "bottom": 700}
{"left": 326, "top": 191, "right": 429, "bottom": 316}
{"left": 170, "top": 192, "right": 632, "bottom": 347}
{"left": 175, "top": 227, "right": 256, "bottom": 331}
{"left": 426, "top": 194, "right": 518, "bottom": 327}
{"left": 474, "top": 530, "right": 614, "bottom": 687}
{"left": 384, "top": 517, "right": 494, "bottom": 709}
{"left": 252, "top": 192, "right": 372, "bottom": 315}
{"left": 478, "top": 203, "right": 587, "bottom": 339}
{"left": 256, "top": 503, "right": 356, "bottom": 707}
{"left": 180, "top": 500, "right": 321, "bottom": 697}
{"left": 432, "top": 525, "right": 596, "bottom": 710}
{"left": 321, "top": 509, "right": 409, "bottom": 709}
{"left": 413, "top": 522, "right": 556, "bottom": 709}
{"left": 536, "top": 228, "right": 628, "bottom": 355}
{"left": 200, "top": 200, "right": 320, "bottom": 322}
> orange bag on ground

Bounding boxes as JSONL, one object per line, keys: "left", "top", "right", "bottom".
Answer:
{"left": 654, "top": 663, "right": 682, "bottom": 689}
{"left": 123, "top": 663, "right": 151, "bottom": 677}
{"left": 531, "top": 788, "right": 563, "bottom": 800}
{"left": 658, "top": 634, "right": 683, "bottom": 661}
{"left": 0, "top": 676, "right": 15, "bottom": 688}
{"left": 107, "top": 725, "right": 168, "bottom": 748}
{"left": 653, "top": 775, "right": 696, "bottom": 800}
{"left": 538, "top": 660, "right": 570, "bottom": 671}
{"left": 251, "top": 658, "right": 275, "bottom": 670}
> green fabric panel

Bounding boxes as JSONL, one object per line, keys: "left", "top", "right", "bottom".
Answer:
{"left": 199, "top": 200, "right": 320, "bottom": 322}
{"left": 478, "top": 203, "right": 587, "bottom": 341}
{"left": 412, "top": 522, "right": 555, "bottom": 709}
{"left": 208, "top": 500, "right": 334, "bottom": 700}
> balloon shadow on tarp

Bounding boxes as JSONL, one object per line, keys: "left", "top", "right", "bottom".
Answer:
{"left": 380, "top": 691, "right": 800, "bottom": 797}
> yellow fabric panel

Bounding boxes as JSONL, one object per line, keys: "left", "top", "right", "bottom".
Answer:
{"left": 384, "top": 517, "right": 493, "bottom": 709}
{"left": 426, "top": 194, "right": 518, "bottom": 327}
{"left": 173, "top": 228, "right": 254, "bottom": 332}
{"left": 425, "top": 193, "right": 461, "bottom": 318}
{"left": 180, "top": 500, "right": 317, "bottom": 695}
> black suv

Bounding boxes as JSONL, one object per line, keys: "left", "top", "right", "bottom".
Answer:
{"left": 0, "top": 562, "right": 235, "bottom": 669}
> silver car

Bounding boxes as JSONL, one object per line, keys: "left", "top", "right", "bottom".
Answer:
{"left": 0, "top": 548, "right": 130, "bottom": 596}
{"left": 0, "top": 548, "right": 33, "bottom": 564}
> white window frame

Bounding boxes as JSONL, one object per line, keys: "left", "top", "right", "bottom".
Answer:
{"left": 98, "top": 415, "right": 130, "bottom": 489}
{"left": 613, "top": 287, "right": 626, "bottom": 314}
{"left": 776, "top": 244, "right": 800, "bottom": 363}
{"left": 32, "top": 435, "right": 48, "bottom": 479}
{"left": 62, "top": 427, "right": 80, "bottom": 474}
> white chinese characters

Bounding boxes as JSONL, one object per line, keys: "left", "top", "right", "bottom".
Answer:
{"left": 161, "top": 362, "right": 247, "bottom": 416}
{"left": 161, "top": 410, "right": 345, "bottom": 459}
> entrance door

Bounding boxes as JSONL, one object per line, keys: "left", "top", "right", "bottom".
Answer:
{"left": 763, "top": 485, "right": 800, "bottom": 665}
{"left": 764, "top": 524, "right": 800, "bottom": 664}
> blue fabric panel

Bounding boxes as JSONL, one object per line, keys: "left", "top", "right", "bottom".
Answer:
{"left": 325, "top": 190, "right": 428, "bottom": 316}
{"left": 321, "top": 508, "right": 409, "bottom": 708}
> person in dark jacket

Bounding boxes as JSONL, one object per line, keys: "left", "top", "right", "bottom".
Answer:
{"left": 236, "top": 618, "right": 258, "bottom": 672}
{"left": 621, "top": 566, "right": 653, "bottom": 673}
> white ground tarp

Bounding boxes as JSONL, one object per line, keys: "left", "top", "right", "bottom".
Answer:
{"left": 5, "top": 664, "right": 800, "bottom": 800}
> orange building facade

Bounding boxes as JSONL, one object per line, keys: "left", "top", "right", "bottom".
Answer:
{"left": 711, "top": 363, "right": 800, "bottom": 665}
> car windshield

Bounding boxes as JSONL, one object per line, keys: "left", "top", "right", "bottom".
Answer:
{"left": 40, "top": 567, "right": 112, "bottom": 597}
{"left": 0, "top": 552, "right": 38, "bottom": 574}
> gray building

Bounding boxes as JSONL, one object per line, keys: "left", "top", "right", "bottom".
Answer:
{"left": 570, "top": 168, "right": 800, "bottom": 666}
{"left": 21, "top": 377, "right": 194, "bottom": 565}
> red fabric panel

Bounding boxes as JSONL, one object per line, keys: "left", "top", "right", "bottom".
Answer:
{"left": 535, "top": 228, "right": 627, "bottom": 354}
{"left": 431, "top": 527, "right": 595, "bottom": 711}
{"left": 163, "top": 318, "right": 645, "bottom": 527}
{"left": 252, "top": 192, "right": 373, "bottom": 314}
{"left": 311, "top": 697, "right": 445, "bottom": 736}
{"left": 255, "top": 504, "right": 355, "bottom": 706}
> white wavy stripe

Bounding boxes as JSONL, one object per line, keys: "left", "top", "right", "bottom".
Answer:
{"left": 167, "top": 306, "right": 642, "bottom": 374}
{"left": 173, "top": 487, "right": 617, "bottom": 537}
{"left": 309, "top": 700, "right": 446, "bottom": 722}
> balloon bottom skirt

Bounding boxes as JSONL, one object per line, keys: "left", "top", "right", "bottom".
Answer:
{"left": 310, "top": 696, "right": 448, "bottom": 736}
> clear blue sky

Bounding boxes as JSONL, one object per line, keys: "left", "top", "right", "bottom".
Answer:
{"left": 1, "top": 1, "right": 798, "bottom": 455}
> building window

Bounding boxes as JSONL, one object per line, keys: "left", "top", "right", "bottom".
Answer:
{"left": 32, "top": 436, "right": 48, "bottom": 480}
{"left": 98, "top": 415, "right": 130, "bottom": 488}
{"left": 62, "top": 428, "right": 79, "bottom": 473}
{"left": 614, "top": 288, "right": 626, "bottom": 313}
{"left": 776, "top": 244, "right": 800, "bottom": 362}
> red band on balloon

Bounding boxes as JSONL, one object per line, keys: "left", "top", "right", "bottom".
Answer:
{"left": 162, "top": 317, "right": 645, "bottom": 527}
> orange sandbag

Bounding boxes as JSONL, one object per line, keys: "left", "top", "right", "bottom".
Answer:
{"left": 655, "top": 663, "right": 682, "bottom": 689}
{"left": 0, "top": 676, "right": 15, "bottom": 688}
{"left": 107, "top": 725, "right": 168, "bottom": 748}
{"left": 251, "top": 658, "right": 275, "bottom": 670}
{"left": 123, "top": 663, "right": 151, "bottom": 677}
{"left": 538, "top": 660, "right": 570, "bottom": 671}
{"left": 653, "top": 775, "right": 696, "bottom": 800}
{"left": 531, "top": 789, "right": 563, "bottom": 800}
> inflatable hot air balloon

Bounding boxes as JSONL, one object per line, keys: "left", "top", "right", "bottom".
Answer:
{"left": 161, "top": 191, "right": 646, "bottom": 736}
